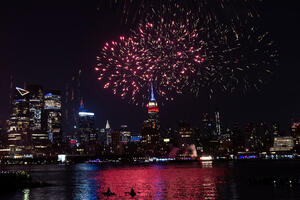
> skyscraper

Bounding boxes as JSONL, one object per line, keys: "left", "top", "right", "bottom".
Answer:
{"left": 120, "top": 125, "right": 131, "bottom": 143}
{"left": 147, "top": 83, "right": 159, "bottom": 121}
{"left": 271, "top": 122, "right": 280, "bottom": 137}
{"left": 111, "top": 130, "right": 122, "bottom": 155}
{"left": 105, "top": 120, "right": 112, "bottom": 145}
{"left": 7, "top": 87, "right": 31, "bottom": 157}
{"left": 177, "top": 121, "right": 194, "bottom": 148}
{"left": 215, "top": 111, "right": 221, "bottom": 136}
{"left": 77, "top": 100, "right": 97, "bottom": 147}
{"left": 244, "top": 123, "right": 256, "bottom": 151}
{"left": 27, "top": 85, "right": 49, "bottom": 155}
{"left": 231, "top": 122, "right": 245, "bottom": 153}
{"left": 142, "top": 83, "right": 160, "bottom": 155}
{"left": 201, "top": 113, "right": 215, "bottom": 139}
{"left": 42, "top": 90, "right": 62, "bottom": 147}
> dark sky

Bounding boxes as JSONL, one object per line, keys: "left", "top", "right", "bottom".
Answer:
{"left": 0, "top": 0, "right": 300, "bottom": 133}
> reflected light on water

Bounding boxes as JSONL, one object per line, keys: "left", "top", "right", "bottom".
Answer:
{"left": 201, "top": 161, "right": 213, "bottom": 168}
{"left": 23, "top": 189, "right": 30, "bottom": 200}
{"left": 70, "top": 164, "right": 226, "bottom": 199}
{"left": 2, "top": 162, "right": 299, "bottom": 200}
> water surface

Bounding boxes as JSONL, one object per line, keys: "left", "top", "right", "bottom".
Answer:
{"left": 1, "top": 161, "right": 299, "bottom": 200}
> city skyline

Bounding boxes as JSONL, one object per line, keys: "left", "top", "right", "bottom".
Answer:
{"left": 1, "top": 2, "right": 300, "bottom": 199}
{"left": 0, "top": 1, "right": 300, "bottom": 132}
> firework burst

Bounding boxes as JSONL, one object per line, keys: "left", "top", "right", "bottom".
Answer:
{"left": 95, "top": 15, "right": 207, "bottom": 105}
{"left": 191, "top": 21, "right": 279, "bottom": 98}
{"left": 96, "top": 0, "right": 278, "bottom": 104}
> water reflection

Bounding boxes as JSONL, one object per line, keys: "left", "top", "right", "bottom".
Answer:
{"left": 23, "top": 189, "right": 30, "bottom": 200}
{"left": 4, "top": 162, "right": 298, "bottom": 200}
{"left": 201, "top": 161, "right": 213, "bottom": 168}
{"left": 72, "top": 164, "right": 100, "bottom": 200}
{"left": 70, "top": 163, "right": 227, "bottom": 199}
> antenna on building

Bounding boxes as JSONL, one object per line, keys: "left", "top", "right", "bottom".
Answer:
{"left": 106, "top": 120, "right": 111, "bottom": 129}
{"left": 150, "top": 82, "right": 156, "bottom": 101}
{"left": 80, "top": 97, "right": 84, "bottom": 109}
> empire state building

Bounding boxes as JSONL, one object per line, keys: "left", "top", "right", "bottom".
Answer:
{"left": 142, "top": 83, "right": 160, "bottom": 155}
{"left": 147, "top": 83, "right": 159, "bottom": 121}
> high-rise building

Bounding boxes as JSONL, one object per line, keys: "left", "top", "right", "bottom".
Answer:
{"left": 141, "top": 121, "right": 160, "bottom": 155}
{"left": 142, "top": 83, "right": 160, "bottom": 155}
{"left": 105, "top": 120, "right": 112, "bottom": 145}
{"left": 201, "top": 113, "right": 215, "bottom": 139}
{"left": 271, "top": 122, "right": 280, "bottom": 137}
{"left": 111, "top": 130, "right": 122, "bottom": 154}
{"left": 244, "top": 123, "right": 257, "bottom": 151}
{"left": 147, "top": 83, "right": 159, "bottom": 121}
{"left": 7, "top": 87, "right": 31, "bottom": 157}
{"left": 218, "top": 128, "right": 233, "bottom": 154}
{"left": 215, "top": 111, "right": 221, "bottom": 136}
{"left": 256, "top": 122, "right": 272, "bottom": 152}
{"left": 64, "top": 68, "right": 82, "bottom": 138}
{"left": 76, "top": 101, "right": 97, "bottom": 151}
{"left": 27, "top": 85, "right": 48, "bottom": 154}
{"left": 231, "top": 122, "right": 245, "bottom": 152}
{"left": 291, "top": 119, "right": 300, "bottom": 153}
{"left": 177, "top": 121, "right": 197, "bottom": 158}
{"left": 120, "top": 125, "right": 131, "bottom": 143}
{"left": 42, "top": 90, "right": 62, "bottom": 146}
{"left": 177, "top": 121, "right": 194, "bottom": 148}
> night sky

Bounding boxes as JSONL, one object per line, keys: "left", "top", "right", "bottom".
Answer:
{"left": 0, "top": 0, "right": 300, "bottom": 133}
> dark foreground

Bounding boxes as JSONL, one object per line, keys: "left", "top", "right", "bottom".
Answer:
{"left": 0, "top": 160, "right": 299, "bottom": 200}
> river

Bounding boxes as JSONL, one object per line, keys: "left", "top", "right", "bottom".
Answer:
{"left": 1, "top": 160, "right": 299, "bottom": 200}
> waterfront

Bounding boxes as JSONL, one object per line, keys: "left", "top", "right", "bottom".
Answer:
{"left": 1, "top": 161, "right": 299, "bottom": 200}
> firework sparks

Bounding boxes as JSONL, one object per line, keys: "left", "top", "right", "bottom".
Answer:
{"left": 96, "top": 16, "right": 206, "bottom": 105}
{"left": 96, "top": 0, "right": 279, "bottom": 103}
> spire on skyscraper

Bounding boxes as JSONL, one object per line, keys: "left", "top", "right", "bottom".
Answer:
{"left": 79, "top": 97, "right": 86, "bottom": 112}
{"left": 147, "top": 82, "right": 159, "bottom": 114}
{"left": 105, "top": 120, "right": 111, "bottom": 129}
{"left": 150, "top": 82, "right": 156, "bottom": 101}
{"left": 80, "top": 98, "right": 84, "bottom": 108}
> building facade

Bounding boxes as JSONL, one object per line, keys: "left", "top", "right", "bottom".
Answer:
{"left": 43, "top": 90, "right": 62, "bottom": 147}
{"left": 27, "top": 85, "right": 49, "bottom": 155}
{"left": 6, "top": 87, "right": 31, "bottom": 157}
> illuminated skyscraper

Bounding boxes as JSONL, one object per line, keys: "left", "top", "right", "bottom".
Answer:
{"left": 147, "top": 83, "right": 159, "bottom": 121}
{"left": 215, "top": 111, "right": 221, "bottom": 136}
{"left": 105, "top": 120, "right": 112, "bottom": 145}
{"left": 7, "top": 87, "right": 31, "bottom": 156}
{"left": 64, "top": 67, "right": 82, "bottom": 136}
{"left": 142, "top": 83, "right": 160, "bottom": 155}
{"left": 178, "top": 121, "right": 194, "bottom": 148}
{"left": 42, "top": 90, "right": 62, "bottom": 146}
{"left": 120, "top": 125, "right": 131, "bottom": 143}
{"left": 77, "top": 101, "right": 96, "bottom": 144}
{"left": 27, "top": 85, "right": 49, "bottom": 154}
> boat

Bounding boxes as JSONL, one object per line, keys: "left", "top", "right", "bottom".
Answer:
{"left": 102, "top": 188, "right": 115, "bottom": 196}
